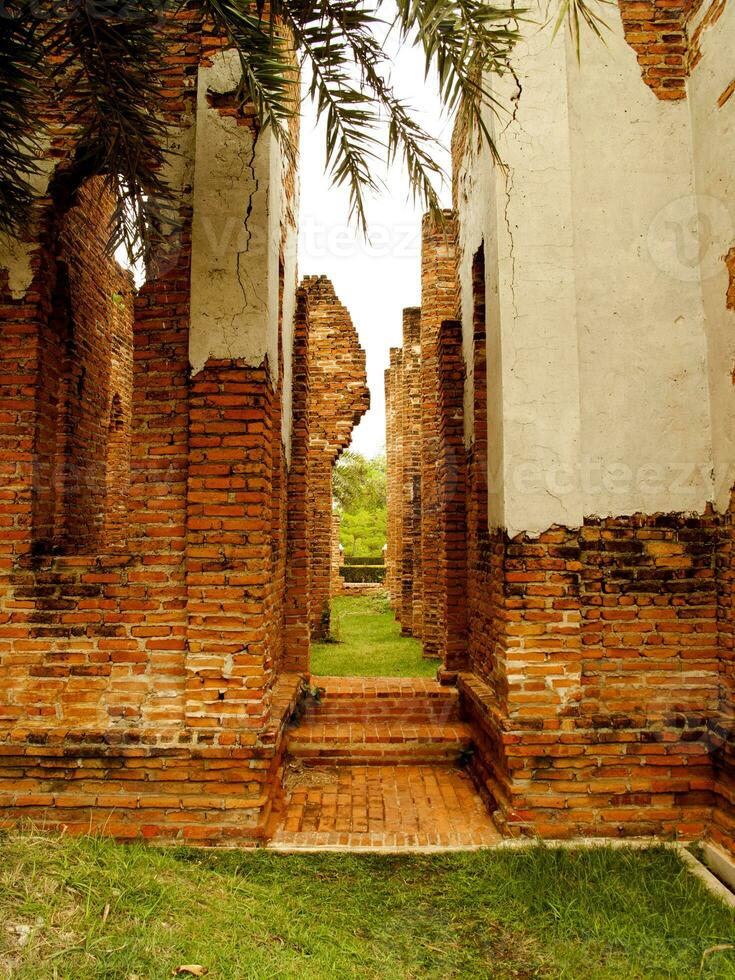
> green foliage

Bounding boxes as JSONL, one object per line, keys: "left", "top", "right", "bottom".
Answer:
{"left": 333, "top": 451, "right": 386, "bottom": 557}
{"left": 333, "top": 450, "right": 386, "bottom": 512}
{"left": 339, "top": 507, "right": 386, "bottom": 557}
{"left": 0, "top": 0, "right": 606, "bottom": 253}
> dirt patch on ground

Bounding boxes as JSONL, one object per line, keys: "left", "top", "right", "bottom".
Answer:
{"left": 283, "top": 761, "right": 341, "bottom": 791}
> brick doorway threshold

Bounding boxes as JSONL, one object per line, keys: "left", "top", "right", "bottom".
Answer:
{"left": 266, "top": 676, "right": 502, "bottom": 852}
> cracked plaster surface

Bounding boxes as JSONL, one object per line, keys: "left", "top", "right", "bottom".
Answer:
{"left": 189, "top": 48, "right": 283, "bottom": 380}
{"left": 454, "top": 7, "right": 722, "bottom": 538}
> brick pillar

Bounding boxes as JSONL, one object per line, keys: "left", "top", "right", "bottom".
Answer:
{"left": 330, "top": 512, "right": 343, "bottom": 596}
{"left": 400, "top": 308, "right": 422, "bottom": 637}
{"left": 384, "top": 364, "right": 394, "bottom": 602}
{"left": 388, "top": 347, "right": 404, "bottom": 615}
{"left": 185, "top": 361, "right": 276, "bottom": 730}
{"left": 437, "top": 319, "right": 468, "bottom": 672}
{"left": 420, "top": 211, "right": 458, "bottom": 659}
{"left": 284, "top": 289, "right": 311, "bottom": 674}
{"left": 303, "top": 276, "right": 369, "bottom": 640}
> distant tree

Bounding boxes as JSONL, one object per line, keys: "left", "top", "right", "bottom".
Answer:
{"left": 333, "top": 451, "right": 386, "bottom": 513}
{"left": 340, "top": 507, "right": 387, "bottom": 557}
{"left": 333, "top": 451, "right": 386, "bottom": 556}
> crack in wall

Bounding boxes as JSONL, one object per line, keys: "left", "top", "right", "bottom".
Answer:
{"left": 503, "top": 65, "right": 523, "bottom": 324}
{"left": 243, "top": 127, "right": 260, "bottom": 253}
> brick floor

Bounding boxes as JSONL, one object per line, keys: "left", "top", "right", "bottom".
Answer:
{"left": 268, "top": 764, "right": 501, "bottom": 850}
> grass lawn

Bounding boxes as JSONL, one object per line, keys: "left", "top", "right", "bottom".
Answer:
{"left": 1, "top": 834, "right": 735, "bottom": 978}
{"left": 311, "top": 594, "right": 438, "bottom": 677}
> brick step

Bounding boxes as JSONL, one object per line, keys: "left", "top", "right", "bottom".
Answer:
{"left": 286, "top": 720, "right": 473, "bottom": 765}
{"left": 307, "top": 676, "right": 461, "bottom": 723}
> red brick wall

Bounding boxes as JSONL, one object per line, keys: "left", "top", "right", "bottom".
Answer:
{"left": 284, "top": 288, "right": 312, "bottom": 674}
{"left": 437, "top": 319, "right": 468, "bottom": 672}
{"left": 712, "top": 490, "right": 735, "bottom": 851}
{"left": 385, "top": 214, "right": 732, "bottom": 844}
{"left": 420, "top": 212, "right": 458, "bottom": 660}
{"left": 385, "top": 347, "right": 404, "bottom": 614}
{"left": 385, "top": 308, "right": 425, "bottom": 638}
{"left": 618, "top": 0, "right": 727, "bottom": 99}
{"left": 0, "top": 11, "right": 307, "bottom": 843}
{"left": 462, "top": 513, "right": 723, "bottom": 840}
{"left": 302, "top": 276, "right": 369, "bottom": 639}
{"left": 400, "top": 309, "right": 423, "bottom": 637}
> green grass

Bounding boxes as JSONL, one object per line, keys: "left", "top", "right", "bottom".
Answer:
{"left": 1, "top": 834, "right": 735, "bottom": 978}
{"left": 311, "top": 594, "right": 438, "bottom": 677}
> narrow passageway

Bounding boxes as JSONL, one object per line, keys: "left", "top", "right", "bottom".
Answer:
{"left": 271, "top": 598, "right": 498, "bottom": 850}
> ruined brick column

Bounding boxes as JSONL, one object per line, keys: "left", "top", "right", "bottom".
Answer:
{"left": 437, "top": 319, "right": 468, "bottom": 673}
{"left": 303, "top": 276, "right": 370, "bottom": 639}
{"left": 0, "top": 16, "right": 308, "bottom": 844}
{"left": 420, "top": 211, "right": 458, "bottom": 659}
{"left": 284, "top": 289, "right": 312, "bottom": 674}
{"left": 330, "top": 513, "right": 344, "bottom": 597}
{"left": 384, "top": 363, "right": 395, "bottom": 602}
{"left": 448, "top": 3, "right": 735, "bottom": 842}
{"left": 400, "top": 308, "right": 423, "bottom": 637}
{"left": 385, "top": 347, "right": 404, "bottom": 615}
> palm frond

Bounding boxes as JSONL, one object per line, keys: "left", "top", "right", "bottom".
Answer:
{"left": 314, "top": 0, "right": 444, "bottom": 217}
{"left": 198, "top": 0, "right": 297, "bottom": 153}
{"left": 44, "top": 0, "right": 175, "bottom": 266}
{"left": 282, "top": 0, "right": 383, "bottom": 229}
{"left": 0, "top": 0, "right": 610, "bottom": 250}
{"left": 392, "top": 0, "right": 524, "bottom": 164}
{"left": 0, "top": 3, "right": 46, "bottom": 238}
{"left": 552, "top": 0, "right": 611, "bottom": 60}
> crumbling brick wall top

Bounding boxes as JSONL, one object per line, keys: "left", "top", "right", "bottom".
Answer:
{"left": 302, "top": 275, "right": 369, "bottom": 636}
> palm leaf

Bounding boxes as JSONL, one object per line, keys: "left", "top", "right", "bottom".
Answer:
{"left": 0, "top": 4, "right": 46, "bottom": 238}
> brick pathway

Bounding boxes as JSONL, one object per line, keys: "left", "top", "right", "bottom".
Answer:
{"left": 269, "top": 763, "right": 501, "bottom": 851}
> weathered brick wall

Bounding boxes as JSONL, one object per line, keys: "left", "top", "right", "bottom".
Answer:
{"left": 420, "top": 212, "right": 458, "bottom": 660}
{"left": 400, "top": 309, "right": 423, "bottom": 637}
{"left": 0, "top": 11, "right": 310, "bottom": 844}
{"left": 437, "top": 320, "right": 468, "bottom": 672}
{"left": 302, "top": 276, "right": 369, "bottom": 639}
{"left": 618, "top": 0, "right": 728, "bottom": 99}
{"left": 456, "top": 513, "right": 725, "bottom": 840}
{"left": 284, "top": 288, "right": 312, "bottom": 674}
{"left": 330, "top": 512, "right": 345, "bottom": 598}
{"left": 386, "top": 225, "right": 731, "bottom": 844}
{"left": 385, "top": 347, "right": 404, "bottom": 614}
{"left": 712, "top": 490, "right": 735, "bottom": 851}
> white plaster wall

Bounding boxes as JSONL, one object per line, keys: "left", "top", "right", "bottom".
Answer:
{"left": 456, "top": 106, "right": 506, "bottom": 524}
{"left": 458, "top": 23, "right": 584, "bottom": 537}
{"left": 687, "top": 0, "right": 735, "bottom": 512}
{"left": 0, "top": 144, "right": 55, "bottom": 299}
{"left": 456, "top": 7, "right": 721, "bottom": 536}
{"left": 189, "top": 49, "right": 282, "bottom": 381}
{"left": 566, "top": 16, "right": 713, "bottom": 518}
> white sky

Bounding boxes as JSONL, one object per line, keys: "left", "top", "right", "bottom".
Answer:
{"left": 297, "top": 23, "right": 452, "bottom": 457}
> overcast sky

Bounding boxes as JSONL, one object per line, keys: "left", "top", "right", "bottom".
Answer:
{"left": 297, "top": 25, "right": 452, "bottom": 457}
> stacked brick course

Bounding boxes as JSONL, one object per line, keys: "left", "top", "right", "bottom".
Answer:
{"left": 386, "top": 215, "right": 734, "bottom": 841}
{"left": 302, "top": 276, "right": 369, "bottom": 639}
{"left": 419, "top": 212, "right": 459, "bottom": 660}
{"left": 618, "top": 0, "right": 728, "bottom": 99}
{"left": 0, "top": 15, "right": 368, "bottom": 844}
